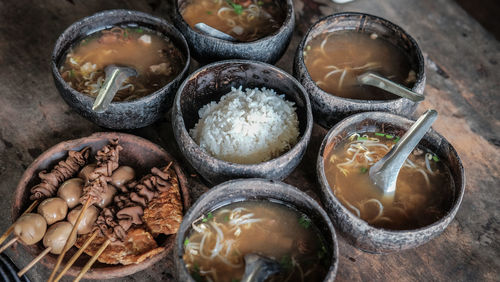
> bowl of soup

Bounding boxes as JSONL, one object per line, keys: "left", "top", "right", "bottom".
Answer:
{"left": 52, "top": 9, "right": 190, "bottom": 129}
{"left": 172, "top": 59, "right": 313, "bottom": 184}
{"left": 173, "top": 0, "right": 294, "bottom": 64}
{"left": 317, "top": 112, "right": 465, "bottom": 253}
{"left": 294, "top": 12, "right": 426, "bottom": 128}
{"left": 175, "top": 178, "right": 338, "bottom": 281}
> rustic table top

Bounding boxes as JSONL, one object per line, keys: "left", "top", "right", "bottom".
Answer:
{"left": 0, "top": 0, "right": 498, "bottom": 281}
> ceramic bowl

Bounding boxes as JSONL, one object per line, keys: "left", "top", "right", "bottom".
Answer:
{"left": 51, "top": 9, "right": 190, "bottom": 129}
{"left": 294, "top": 12, "right": 426, "bottom": 128}
{"left": 316, "top": 112, "right": 465, "bottom": 253}
{"left": 12, "top": 132, "right": 190, "bottom": 279}
{"left": 174, "top": 178, "right": 338, "bottom": 281}
{"left": 172, "top": 59, "right": 313, "bottom": 184}
{"left": 173, "top": 0, "right": 294, "bottom": 64}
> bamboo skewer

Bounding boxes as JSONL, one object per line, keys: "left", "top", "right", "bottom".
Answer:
{"left": 53, "top": 230, "right": 99, "bottom": 282}
{"left": 17, "top": 247, "right": 52, "bottom": 277}
{"left": 48, "top": 197, "right": 91, "bottom": 282}
{"left": 0, "top": 200, "right": 40, "bottom": 246}
{"left": 74, "top": 239, "right": 111, "bottom": 282}
{"left": 0, "top": 237, "right": 18, "bottom": 254}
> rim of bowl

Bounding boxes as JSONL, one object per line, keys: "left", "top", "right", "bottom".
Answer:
{"left": 12, "top": 131, "right": 191, "bottom": 279}
{"left": 175, "top": 178, "right": 339, "bottom": 281}
{"left": 174, "top": 0, "right": 294, "bottom": 45}
{"left": 317, "top": 112, "right": 465, "bottom": 236}
{"left": 51, "top": 9, "right": 190, "bottom": 108}
{"left": 174, "top": 59, "right": 313, "bottom": 169}
{"left": 297, "top": 11, "right": 426, "bottom": 104}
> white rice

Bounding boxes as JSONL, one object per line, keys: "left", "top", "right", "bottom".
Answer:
{"left": 190, "top": 86, "right": 300, "bottom": 164}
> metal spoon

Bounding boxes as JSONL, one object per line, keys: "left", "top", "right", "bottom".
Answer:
{"left": 92, "top": 65, "right": 137, "bottom": 113}
{"left": 194, "top": 23, "right": 237, "bottom": 42}
{"left": 241, "top": 254, "right": 281, "bottom": 282}
{"left": 357, "top": 72, "right": 424, "bottom": 102}
{"left": 369, "top": 109, "right": 438, "bottom": 195}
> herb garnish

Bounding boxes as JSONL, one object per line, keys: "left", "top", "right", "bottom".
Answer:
{"left": 360, "top": 167, "right": 368, "bottom": 174}
{"left": 202, "top": 212, "right": 214, "bottom": 222}
{"left": 226, "top": 0, "right": 243, "bottom": 15}
{"left": 184, "top": 238, "right": 189, "bottom": 246}
{"left": 298, "top": 214, "right": 311, "bottom": 229}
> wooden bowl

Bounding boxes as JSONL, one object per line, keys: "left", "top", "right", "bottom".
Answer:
{"left": 172, "top": 59, "right": 313, "bottom": 185}
{"left": 294, "top": 12, "right": 426, "bottom": 128}
{"left": 12, "top": 132, "right": 191, "bottom": 279}
{"left": 173, "top": 0, "right": 294, "bottom": 64}
{"left": 316, "top": 112, "right": 465, "bottom": 253}
{"left": 174, "top": 178, "right": 338, "bottom": 281}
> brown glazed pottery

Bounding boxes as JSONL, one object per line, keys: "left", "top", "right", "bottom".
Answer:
{"left": 174, "top": 178, "right": 338, "bottom": 281}
{"left": 294, "top": 12, "right": 426, "bottom": 128}
{"left": 317, "top": 112, "right": 465, "bottom": 253}
{"left": 51, "top": 10, "right": 190, "bottom": 129}
{"left": 12, "top": 132, "right": 191, "bottom": 279}
{"left": 173, "top": 0, "right": 294, "bottom": 64}
{"left": 172, "top": 59, "right": 313, "bottom": 185}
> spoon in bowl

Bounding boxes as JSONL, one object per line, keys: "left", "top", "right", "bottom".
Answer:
{"left": 369, "top": 109, "right": 438, "bottom": 195}
{"left": 92, "top": 65, "right": 137, "bottom": 113}
{"left": 357, "top": 72, "right": 424, "bottom": 102}
{"left": 241, "top": 254, "right": 281, "bottom": 282}
{"left": 194, "top": 23, "right": 237, "bottom": 42}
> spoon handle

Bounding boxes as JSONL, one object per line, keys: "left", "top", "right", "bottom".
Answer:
{"left": 194, "top": 23, "right": 237, "bottom": 42}
{"left": 92, "top": 67, "right": 135, "bottom": 113}
{"left": 358, "top": 72, "right": 425, "bottom": 102}
{"left": 369, "top": 109, "right": 438, "bottom": 194}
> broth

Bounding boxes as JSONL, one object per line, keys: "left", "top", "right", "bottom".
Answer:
{"left": 59, "top": 25, "right": 185, "bottom": 102}
{"left": 183, "top": 201, "right": 331, "bottom": 282}
{"left": 180, "top": 0, "right": 285, "bottom": 42}
{"left": 304, "top": 31, "right": 415, "bottom": 100}
{"left": 324, "top": 132, "right": 453, "bottom": 230}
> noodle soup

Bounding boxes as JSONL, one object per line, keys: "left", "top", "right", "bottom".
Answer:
{"left": 182, "top": 201, "right": 331, "bottom": 282}
{"left": 324, "top": 132, "right": 454, "bottom": 230}
{"left": 304, "top": 31, "right": 415, "bottom": 100}
{"left": 59, "top": 25, "right": 185, "bottom": 102}
{"left": 180, "top": 0, "right": 285, "bottom": 42}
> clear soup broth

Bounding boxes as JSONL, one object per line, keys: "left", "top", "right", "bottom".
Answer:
{"left": 304, "top": 31, "right": 416, "bottom": 100}
{"left": 180, "top": 0, "right": 285, "bottom": 42}
{"left": 324, "top": 132, "right": 454, "bottom": 230}
{"left": 183, "top": 201, "right": 331, "bottom": 282}
{"left": 59, "top": 25, "right": 185, "bottom": 102}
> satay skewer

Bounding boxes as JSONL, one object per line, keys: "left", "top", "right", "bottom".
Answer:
{"left": 0, "top": 200, "right": 40, "bottom": 245}
{"left": 53, "top": 230, "right": 99, "bottom": 282}
{"left": 0, "top": 237, "right": 18, "bottom": 254}
{"left": 17, "top": 247, "right": 52, "bottom": 277}
{"left": 74, "top": 239, "right": 111, "bottom": 282}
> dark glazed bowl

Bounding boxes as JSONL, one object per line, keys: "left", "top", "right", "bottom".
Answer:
{"left": 51, "top": 10, "right": 190, "bottom": 129}
{"left": 173, "top": 0, "right": 294, "bottom": 64}
{"left": 317, "top": 112, "right": 465, "bottom": 253}
{"left": 294, "top": 12, "right": 426, "bottom": 128}
{"left": 174, "top": 178, "right": 338, "bottom": 281}
{"left": 172, "top": 60, "right": 313, "bottom": 184}
{"left": 12, "top": 132, "right": 191, "bottom": 279}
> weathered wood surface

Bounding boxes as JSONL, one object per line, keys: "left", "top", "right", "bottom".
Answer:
{"left": 0, "top": 0, "right": 498, "bottom": 281}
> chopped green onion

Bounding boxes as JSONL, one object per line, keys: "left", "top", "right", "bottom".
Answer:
{"left": 360, "top": 167, "right": 368, "bottom": 174}
{"left": 385, "top": 134, "right": 394, "bottom": 139}
{"left": 202, "top": 212, "right": 214, "bottom": 222}
{"left": 135, "top": 28, "right": 143, "bottom": 33}
{"left": 184, "top": 238, "right": 189, "bottom": 246}
{"left": 432, "top": 155, "right": 440, "bottom": 162}
{"left": 226, "top": 0, "right": 243, "bottom": 15}
{"left": 280, "top": 255, "right": 293, "bottom": 270}
{"left": 224, "top": 215, "right": 230, "bottom": 222}
{"left": 298, "top": 214, "right": 311, "bottom": 229}
{"left": 375, "top": 132, "right": 385, "bottom": 137}
{"left": 123, "top": 30, "right": 128, "bottom": 39}
{"left": 357, "top": 136, "right": 369, "bottom": 141}
{"left": 394, "top": 136, "right": 400, "bottom": 143}
{"left": 257, "top": 0, "right": 264, "bottom": 5}
{"left": 206, "top": 10, "right": 212, "bottom": 15}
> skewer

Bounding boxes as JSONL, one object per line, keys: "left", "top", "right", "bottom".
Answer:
{"left": 17, "top": 247, "right": 52, "bottom": 277}
{"left": 0, "top": 237, "right": 18, "bottom": 254}
{"left": 48, "top": 197, "right": 91, "bottom": 282}
{"left": 74, "top": 239, "right": 111, "bottom": 282}
{"left": 0, "top": 200, "right": 40, "bottom": 245}
{"left": 53, "top": 230, "right": 99, "bottom": 282}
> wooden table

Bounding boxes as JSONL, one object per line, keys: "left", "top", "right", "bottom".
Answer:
{"left": 0, "top": 0, "right": 498, "bottom": 281}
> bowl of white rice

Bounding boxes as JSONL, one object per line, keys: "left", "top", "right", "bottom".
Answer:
{"left": 172, "top": 60, "right": 313, "bottom": 184}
